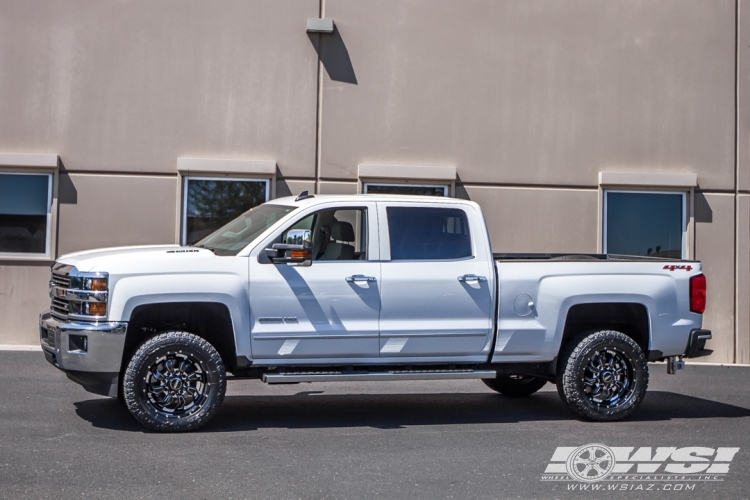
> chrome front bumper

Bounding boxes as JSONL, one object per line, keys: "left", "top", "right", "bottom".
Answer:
{"left": 39, "top": 311, "right": 128, "bottom": 397}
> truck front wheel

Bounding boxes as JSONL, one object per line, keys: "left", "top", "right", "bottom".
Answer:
{"left": 123, "top": 331, "right": 226, "bottom": 432}
{"left": 483, "top": 374, "right": 548, "bottom": 397}
{"left": 557, "top": 330, "right": 648, "bottom": 421}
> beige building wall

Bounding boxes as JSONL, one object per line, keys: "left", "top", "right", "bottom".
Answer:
{"left": 57, "top": 174, "right": 178, "bottom": 255}
{"left": 319, "top": 0, "right": 736, "bottom": 189}
{"left": 0, "top": 0, "right": 320, "bottom": 177}
{"left": 694, "top": 194, "right": 736, "bottom": 362}
{"left": 0, "top": 0, "right": 746, "bottom": 364}
{"left": 0, "top": 0, "right": 321, "bottom": 343}
{"left": 0, "top": 264, "right": 51, "bottom": 342}
{"left": 735, "top": 0, "right": 750, "bottom": 363}
{"left": 463, "top": 187, "right": 599, "bottom": 254}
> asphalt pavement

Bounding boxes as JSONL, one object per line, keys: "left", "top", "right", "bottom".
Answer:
{"left": 1, "top": 351, "right": 749, "bottom": 500}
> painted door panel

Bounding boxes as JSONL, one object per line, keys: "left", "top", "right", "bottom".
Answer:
{"left": 248, "top": 202, "right": 381, "bottom": 359}
{"left": 249, "top": 262, "right": 381, "bottom": 358}
{"left": 377, "top": 202, "right": 495, "bottom": 358}
{"left": 379, "top": 261, "right": 493, "bottom": 356}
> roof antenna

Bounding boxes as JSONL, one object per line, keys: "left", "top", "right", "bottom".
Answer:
{"left": 295, "top": 190, "right": 315, "bottom": 201}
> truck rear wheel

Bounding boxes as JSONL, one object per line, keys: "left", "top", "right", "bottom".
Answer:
{"left": 123, "top": 331, "right": 226, "bottom": 432}
{"left": 483, "top": 374, "right": 548, "bottom": 397}
{"left": 557, "top": 330, "right": 648, "bottom": 421}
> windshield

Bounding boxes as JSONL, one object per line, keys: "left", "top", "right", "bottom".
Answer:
{"left": 193, "top": 203, "right": 296, "bottom": 256}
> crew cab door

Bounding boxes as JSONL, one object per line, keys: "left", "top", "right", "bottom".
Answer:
{"left": 377, "top": 202, "right": 495, "bottom": 360}
{"left": 248, "top": 202, "right": 381, "bottom": 361}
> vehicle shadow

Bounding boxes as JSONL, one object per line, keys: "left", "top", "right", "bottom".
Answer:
{"left": 74, "top": 390, "right": 750, "bottom": 433}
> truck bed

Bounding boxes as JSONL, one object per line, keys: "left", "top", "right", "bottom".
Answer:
{"left": 493, "top": 253, "right": 698, "bottom": 262}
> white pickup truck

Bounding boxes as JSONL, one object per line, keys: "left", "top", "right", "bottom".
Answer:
{"left": 39, "top": 193, "right": 712, "bottom": 431}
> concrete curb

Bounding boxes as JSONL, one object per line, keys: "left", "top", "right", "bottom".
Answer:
{"left": 684, "top": 361, "right": 750, "bottom": 367}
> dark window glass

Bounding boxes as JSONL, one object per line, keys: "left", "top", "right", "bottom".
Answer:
{"left": 185, "top": 179, "right": 267, "bottom": 245}
{"left": 365, "top": 184, "right": 447, "bottom": 196}
{"left": 283, "top": 208, "right": 368, "bottom": 261}
{"left": 387, "top": 207, "right": 471, "bottom": 260}
{"left": 0, "top": 173, "right": 50, "bottom": 254}
{"left": 606, "top": 192, "right": 684, "bottom": 258}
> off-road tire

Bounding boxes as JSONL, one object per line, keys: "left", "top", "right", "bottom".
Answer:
{"left": 483, "top": 374, "right": 548, "bottom": 397}
{"left": 557, "top": 330, "right": 648, "bottom": 421}
{"left": 123, "top": 331, "right": 226, "bottom": 432}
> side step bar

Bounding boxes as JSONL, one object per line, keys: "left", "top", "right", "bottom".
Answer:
{"left": 262, "top": 368, "right": 497, "bottom": 384}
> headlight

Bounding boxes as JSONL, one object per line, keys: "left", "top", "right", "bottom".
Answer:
{"left": 82, "top": 302, "right": 107, "bottom": 316}
{"left": 70, "top": 272, "right": 108, "bottom": 292}
{"left": 83, "top": 277, "right": 108, "bottom": 291}
{"left": 64, "top": 269, "right": 109, "bottom": 319}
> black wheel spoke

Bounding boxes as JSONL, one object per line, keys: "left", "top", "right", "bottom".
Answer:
{"left": 141, "top": 352, "right": 209, "bottom": 418}
{"left": 164, "top": 358, "right": 176, "bottom": 373}
{"left": 151, "top": 366, "right": 168, "bottom": 381}
{"left": 580, "top": 345, "right": 637, "bottom": 408}
{"left": 582, "top": 376, "right": 597, "bottom": 387}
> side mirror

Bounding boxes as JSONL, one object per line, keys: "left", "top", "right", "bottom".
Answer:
{"left": 265, "top": 229, "right": 312, "bottom": 265}
{"left": 285, "top": 229, "right": 312, "bottom": 247}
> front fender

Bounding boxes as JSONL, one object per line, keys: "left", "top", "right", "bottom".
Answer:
{"left": 108, "top": 273, "right": 251, "bottom": 359}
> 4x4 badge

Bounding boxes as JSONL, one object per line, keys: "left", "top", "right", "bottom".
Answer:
{"left": 664, "top": 265, "right": 692, "bottom": 271}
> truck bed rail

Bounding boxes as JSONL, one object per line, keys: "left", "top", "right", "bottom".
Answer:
{"left": 493, "top": 253, "right": 697, "bottom": 262}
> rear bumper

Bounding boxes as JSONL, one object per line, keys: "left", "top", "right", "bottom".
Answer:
{"left": 684, "top": 328, "right": 713, "bottom": 359}
{"left": 39, "top": 311, "right": 127, "bottom": 397}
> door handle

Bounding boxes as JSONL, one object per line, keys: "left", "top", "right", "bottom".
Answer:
{"left": 346, "top": 275, "right": 377, "bottom": 283}
{"left": 458, "top": 274, "right": 487, "bottom": 283}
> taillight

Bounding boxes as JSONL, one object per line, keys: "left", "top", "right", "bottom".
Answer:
{"left": 690, "top": 274, "right": 707, "bottom": 314}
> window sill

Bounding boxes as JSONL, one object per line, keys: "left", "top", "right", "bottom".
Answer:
{"left": 177, "top": 158, "right": 276, "bottom": 176}
{"left": 358, "top": 164, "right": 456, "bottom": 182}
{"left": 599, "top": 172, "right": 697, "bottom": 188}
{"left": 0, "top": 153, "right": 58, "bottom": 169}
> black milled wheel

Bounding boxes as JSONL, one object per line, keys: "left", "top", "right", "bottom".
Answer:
{"left": 123, "top": 331, "right": 226, "bottom": 432}
{"left": 557, "top": 330, "right": 648, "bottom": 421}
{"left": 483, "top": 374, "right": 548, "bottom": 397}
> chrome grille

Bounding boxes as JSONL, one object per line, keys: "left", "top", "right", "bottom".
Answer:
{"left": 51, "top": 297, "right": 69, "bottom": 317}
{"left": 50, "top": 264, "right": 72, "bottom": 319}
{"left": 51, "top": 272, "right": 71, "bottom": 288}
{"left": 48, "top": 264, "right": 108, "bottom": 320}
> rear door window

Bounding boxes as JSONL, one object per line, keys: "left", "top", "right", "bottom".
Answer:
{"left": 386, "top": 207, "right": 471, "bottom": 260}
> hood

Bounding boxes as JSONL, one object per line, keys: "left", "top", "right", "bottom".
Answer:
{"left": 57, "top": 245, "right": 216, "bottom": 273}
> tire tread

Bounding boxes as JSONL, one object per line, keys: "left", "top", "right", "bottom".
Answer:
{"left": 557, "top": 330, "right": 649, "bottom": 422}
{"left": 123, "top": 331, "right": 226, "bottom": 432}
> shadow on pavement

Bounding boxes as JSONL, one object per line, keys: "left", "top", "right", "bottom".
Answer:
{"left": 74, "top": 390, "right": 750, "bottom": 433}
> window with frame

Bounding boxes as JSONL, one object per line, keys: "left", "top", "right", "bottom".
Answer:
{"left": 604, "top": 190, "right": 686, "bottom": 258}
{"left": 364, "top": 183, "right": 448, "bottom": 197}
{"left": 0, "top": 172, "right": 53, "bottom": 255}
{"left": 183, "top": 177, "right": 269, "bottom": 245}
{"left": 282, "top": 208, "right": 368, "bottom": 261}
{"left": 386, "top": 206, "right": 471, "bottom": 260}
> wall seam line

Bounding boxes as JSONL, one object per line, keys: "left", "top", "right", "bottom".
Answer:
{"left": 313, "top": 0, "right": 325, "bottom": 195}
{"left": 734, "top": 0, "right": 741, "bottom": 364}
